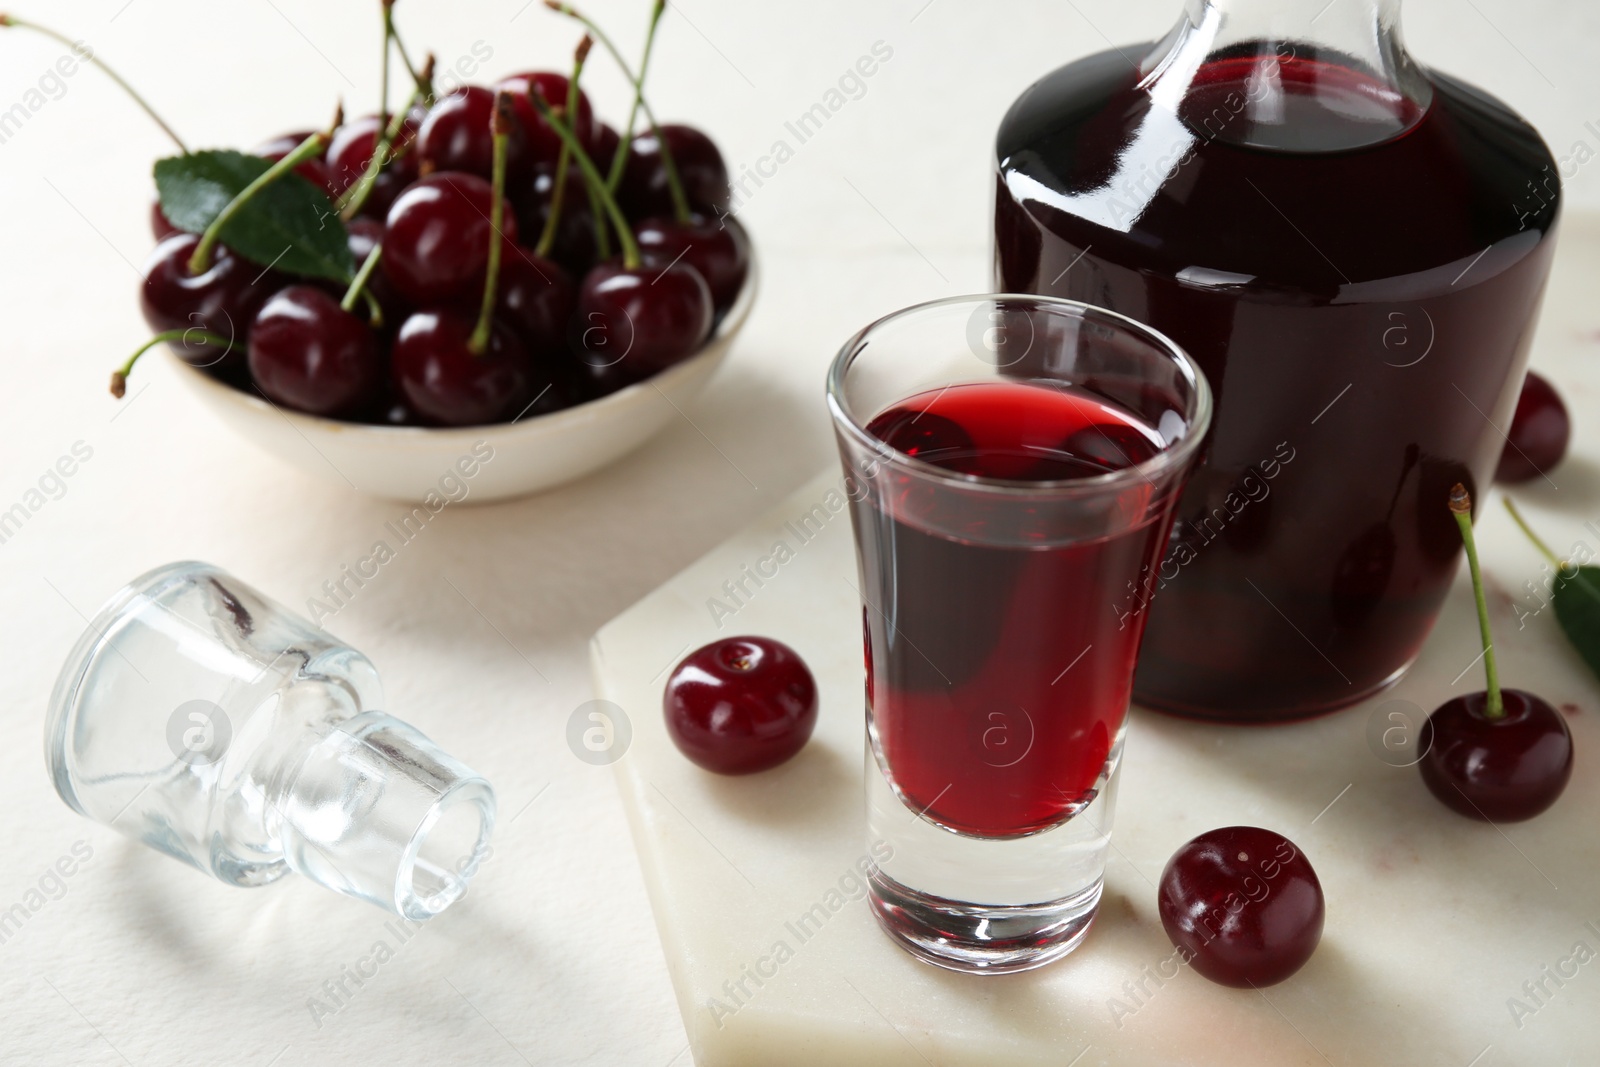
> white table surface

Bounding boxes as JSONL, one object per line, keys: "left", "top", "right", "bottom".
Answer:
{"left": 2, "top": 2, "right": 1598, "bottom": 1064}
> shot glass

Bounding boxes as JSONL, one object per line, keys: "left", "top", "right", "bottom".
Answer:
{"left": 827, "top": 295, "right": 1211, "bottom": 972}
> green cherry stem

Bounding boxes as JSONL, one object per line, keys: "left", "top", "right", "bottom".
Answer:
{"left": 529, "top": 88, "right": 639, "bottom": 269}
{"left": 535, "top": 35, "right": 593, "bottom": 259}
{"left": 338, "top": 55, "right": 432, "bottom": 219}
{"left": 604, "top": 0, "right": 664, "bottom": 192}
{"left": 190, "top": 130, "right": 329, "bottom": 274}
{"left": 379, "top": 1, "right": 393, "bottom": 131}
{"left": 0, "top": 14, "right": 188, "bottom": 152}
{"left": 342, "top": 244, "right": 384, "bottom": 325}
{"left": 109, "top": 329, "right": 235, "bottom": 398}
{"left": 543, "top": 0, "right": 688, "bottom": 217}
{"left": 387, "top": 8, "right": 430, "bottom": 98}
{"left": 468, "top": 93, "right": 514, "bottom": 356}
{"left": 1503, "top": 496, "right": 1565, "bottom": 570}
{"left": 1451, "top": 483, "right": 1503, "bottom": 720}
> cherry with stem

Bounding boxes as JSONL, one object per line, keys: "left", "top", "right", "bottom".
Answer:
{"left": 544, "top": 0, "right": 689, "bottom": 216}
{"left": 0, "top": 14, "right": 188, "bottom": 152}
{"left": 530, "top": 90, "right": 712, "bottom": 389}
{"left": 391, "top": 93, "right": 536, "bottom": 426}
{"left": 337, "top": 14, "right": 434, "bottom": 219}
{"left": 1417, "top": 483, "right": 1573, "bottom": 821}
{"left": 534, "top": 35, "right": 593, "bottom": 260}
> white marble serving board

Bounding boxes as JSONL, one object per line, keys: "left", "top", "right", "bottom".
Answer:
{"left": 590, "top": 222, "right": 1600, "bottom": 1067}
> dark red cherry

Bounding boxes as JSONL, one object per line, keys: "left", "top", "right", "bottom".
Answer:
{"left": 150, "top": 194, "right": 178, "bottom": 240}
{"left": 248, "top": 285, "right": 382, "bottom": 418}
{"left": 493, "top": 247, "right": 575, "bottom": 357}
{"left": 573, "top": 260, "right": 712, "bottom": 392}
{"left": 1496, "top": 371, "right": 1570, "bottom": 483}
{"left": 416, "top": 87, "right": 532, "bottom": 182}
{"left": 390, "top": 309, "right": 532, "bottom": 426}
{"left": 1419, "top": 689, "right": 1573, "bottom": 821}
{"left": 621, "top": 124, "right": 730, "bottom": 217}
{"left": 327, "top": 111, "right": 422, "bottom": 217}
{"left": 634, "top": 213, "right": 750, "bottom": 313}
{"left": 141, "top": 233, "right": 280, "bottom": 371}
{"left": 382, "top": 172, "right": 519, "bottom": 303}
{"left": 663, "top": 636, "right": 818, "bottom": 774}
{"left": 496, "top": 71, "right": 595, "bottom": 165}
{"left": 253, "top": 132, "right": 337, "bottom": 195}
{"left": 1158, "top": 826, "right": 1325, "bottom": 988}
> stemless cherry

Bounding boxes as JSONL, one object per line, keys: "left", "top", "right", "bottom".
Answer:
{"left": 248, "top": 286, "right": 382, "bottom": 418}
{"left": 382, "top": 172, "right": 519, "bottom": 303}
{"left": 663, "top": 637, "right": 819, "bottom": 774}
{"left": 1417, "top": 484, "right": 1573, "bottom": 819}
{"left": 1158, "top": 826, "right": 1325, "bottom": 988}
{"left": 1496, "top": 371, "right": 1570, "bottom": 483}
{"left": 621, "top": 124, "right": 731, "bottom": 217}
{"left": 575, "top": 260, "right": 712, "bottom": 391}
{"left": 254, "top": 131, "right": 337, "bottom": 194}
{"left": 1419, "top": 690, "right": 1573, "bottom": 820}
{"left": 635, "top": 213, "right": 750, "bottom": 313}
{"left": 497, "top": 71, "right": 595, "bottom": 164}
{"left": 327, "top": 111, "right": 421, "bottom": 216}
{"left": 390, "top": 310, "right": 532, "bottom": 426}
{"left": 141, "top": 232, "right": 279, "bottom": 369}
{"left": 416, "top": 87, "right": 531, "bottom": 181}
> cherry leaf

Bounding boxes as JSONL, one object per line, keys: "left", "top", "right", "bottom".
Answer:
{"left": 153, "top": 150, "right": 352, "bottom": 283}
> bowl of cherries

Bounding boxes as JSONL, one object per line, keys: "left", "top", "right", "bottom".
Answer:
{"left": 90, "top": 1, "right": 753, "bottom": 502}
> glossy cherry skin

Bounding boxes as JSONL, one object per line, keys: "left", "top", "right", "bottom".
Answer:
{"left": 635, "top": 213, "right": 750, "bottom": 313}
{"left": 253, "top": 132, "right": 337, "bottom": 195}
{"left": 248, "top": 285, "right": 382, "bottom": 418}
{"left": 391, "top": 309, "right": 533, "bottom": 426}
{"left": 1158, "top": 826, "right": 1325, "bottom": 988}
{"left": 416, "top": 87, "right": 532, "bottom": 182}
{"left": 492, "top": 247, "right": 575, "bottom": 357}
{"left": 1419, "top": 689, "right": 1573, "bottom": 821}
{"left": 382, "top": 172, "right": 519, "bottom": 304}
{"left": 663, "top": 637, "right": 819, "bottom": 774}
{"left": 621, "top": 124, "right": 730, "bottom": 217}
{"left": 1496, "top": 371, "right": 1570, "bottom": 483}
{"left": 327, "top": 111, "right": 421, "bottom": 218}
{"left": 573, "top": 260, "right": 713, "bottom": 392}
{"left": 141, "top": 233, "right": 280, "bottom": 370}
{"left": 497, "top": 71, "right": 596, "bottom": 165}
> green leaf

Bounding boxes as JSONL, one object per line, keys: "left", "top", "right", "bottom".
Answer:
{"left": 1552, "top": 565, "right": 1600, "bottom": 686}
{"left": 153, "top": 150, "right": 353, "bottom": 283}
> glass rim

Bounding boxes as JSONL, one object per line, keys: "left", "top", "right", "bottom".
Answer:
{"left": 826, "top": 293, "right": 1213, "bottom": 497}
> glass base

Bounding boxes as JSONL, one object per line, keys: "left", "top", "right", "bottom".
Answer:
{"left": 867, "top": 868, "right": 1100, "bottom": 973}
{"left": 862, "top": 730, "right": 1121, "bottom": 973}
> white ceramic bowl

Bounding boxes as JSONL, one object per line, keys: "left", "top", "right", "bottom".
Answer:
{"left": 170, "top": 255, "right": 757, "bottom": 503}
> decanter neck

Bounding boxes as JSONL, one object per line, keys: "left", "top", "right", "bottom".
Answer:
{"left": 1142, "top": 0, "right": 1431, "bottom": 151}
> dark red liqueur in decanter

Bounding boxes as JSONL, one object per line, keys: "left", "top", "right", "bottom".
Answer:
{"left": 994, "top": 0, "right": 1560, "bottom": 721}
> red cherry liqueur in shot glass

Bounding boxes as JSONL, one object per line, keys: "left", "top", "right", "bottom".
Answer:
{"left": 829, "top": 295, "right": 1211, "bottom": 971}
